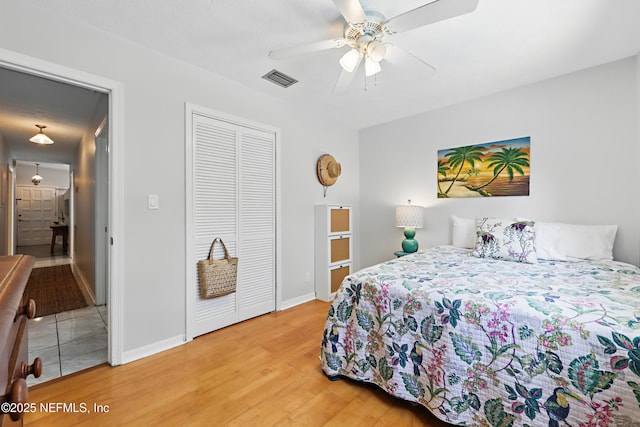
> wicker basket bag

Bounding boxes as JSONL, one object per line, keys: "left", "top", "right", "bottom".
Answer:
{"left": 198, "top": 238, "right": 238, "bottom": 299}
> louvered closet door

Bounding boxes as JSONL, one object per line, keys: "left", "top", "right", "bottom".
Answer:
{"left": 190, "top": 113, "right": 275, "bottom": 337}
{"left": 192, "top": 115, "right": 238, "bottom": 336}
{"left": 238, "top": 127, "right": 275, "bottom": 321}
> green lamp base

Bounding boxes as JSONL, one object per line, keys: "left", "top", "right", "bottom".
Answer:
{"left": 401, "top": 227, "right": 419, "bottom": 253}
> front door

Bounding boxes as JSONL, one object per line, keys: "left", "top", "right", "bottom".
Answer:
{"left": 16, "top": 185, "right": 57, "bottom": 246}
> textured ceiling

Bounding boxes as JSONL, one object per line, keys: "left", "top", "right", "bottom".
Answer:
{"left": 0, "top": 67, "right": 105, "bottom": 164}
{"left": 1, "top": 0, "right": 640, "bottom": 166}
{"left": 21, "top": 0, "right": 640, "bottom": 129}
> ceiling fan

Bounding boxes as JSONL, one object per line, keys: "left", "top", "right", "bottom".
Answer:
{"left": 269, "top": 0, "right": 479, "bottom": 94}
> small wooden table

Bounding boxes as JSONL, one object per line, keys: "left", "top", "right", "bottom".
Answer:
{"left": 50, "top": 224, "right": 69, "bottom": 255}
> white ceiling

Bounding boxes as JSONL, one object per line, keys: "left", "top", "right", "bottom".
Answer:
{"left": 28, "top": 0, "right": 640, "bottom": 128}
{"left": 0, "top": 67, "right": 104, "bottom": 165}
{"left": 1, "top": 0, "right": 640, "bottom": 163}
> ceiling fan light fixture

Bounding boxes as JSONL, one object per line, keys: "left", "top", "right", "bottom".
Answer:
{"left": 366, "top": 40, "right": 387, "bottom": 62}
{"left": 269, "top": 0, "right": 478, "bottom": 93}
{"left": 365, "top": 57, "right": 382, "bottom": 76}
{"left": 339, "top": 48, "right": 362, "bottom": 73}
{"left": 29, "top": 124, "right": 54, "bottom": 145}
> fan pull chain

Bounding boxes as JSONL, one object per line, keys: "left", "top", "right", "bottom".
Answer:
{"left": 363, "top": 72, "right": 378, "bottom": 92}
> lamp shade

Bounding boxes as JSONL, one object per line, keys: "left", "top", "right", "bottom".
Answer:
{"left": 364, "top": 57, "right": 381, "bottom": 76}
{"left": 339, "top": 48, "right": 362, "bottom": 73}
{"left": 395, "top": 203, "right": 423, "bottom": 228}
{"left": 29, "top": 124, "right": 54, "bottom": 145}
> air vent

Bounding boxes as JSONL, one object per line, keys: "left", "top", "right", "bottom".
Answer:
{"left": 262, "top": 69, "right": 298, "bottom": 88}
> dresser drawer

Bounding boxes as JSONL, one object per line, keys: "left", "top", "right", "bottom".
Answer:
{"left": 0, "top": 255, "right": 37, "bottom": 427}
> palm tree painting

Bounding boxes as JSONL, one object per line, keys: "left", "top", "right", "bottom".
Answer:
{"left": 437, "top": 137, "right": 530, "bottom": 198}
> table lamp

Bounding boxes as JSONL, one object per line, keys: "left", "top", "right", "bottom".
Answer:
{"left": 395, "top": 200, "right": 424, "bottom": 253}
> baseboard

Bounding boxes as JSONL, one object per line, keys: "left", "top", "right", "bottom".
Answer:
{"left": 70, "top": 263, "right": 96, "bottom": 306}
{"left": 280, "top": 292, "right": 316, "bottom": 310}
{"left": 122, "top": 294, "right": 314, "bottom": 363}
{"left": 122, "top": 335, "right": 185, "bottom": 364}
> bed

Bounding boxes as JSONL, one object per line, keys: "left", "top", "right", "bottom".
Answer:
{"left": 320, "top": 218, "right": 640, "bottom": 426}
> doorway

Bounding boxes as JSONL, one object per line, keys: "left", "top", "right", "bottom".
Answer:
{"left": 12, "top": 146, "right": 108, "bottom": 385}
{"left": 15, "top": 162, "right": 73, "bottom": 269}
{"left": 15, "top": 161, "right": 70, "bottom": 250}
{"left": 0, "top": 49, "right": 125, "bottom": 372}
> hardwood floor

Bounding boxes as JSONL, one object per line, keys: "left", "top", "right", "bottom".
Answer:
{"left": 25, "top": 300, "right": 452, "bottom": 426}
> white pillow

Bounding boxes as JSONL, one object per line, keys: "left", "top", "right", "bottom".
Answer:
{"left": 451, "top": 215, "right": 476, "bottom": 248}
{"left": 557, "top": 223, "right": 617, "bottom": 261}
{"left": 534, "top": 222, "right": 567, "bottom": 261}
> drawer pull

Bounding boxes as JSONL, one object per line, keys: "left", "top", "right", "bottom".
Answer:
{"left": 4, "top": 378, "right": 28, "bottom": 421}
{"left": 21, "top": 357, "right": 43, "bottom": 379}
{"left": 16, "top": 299, "right": 37, "bottom": 320}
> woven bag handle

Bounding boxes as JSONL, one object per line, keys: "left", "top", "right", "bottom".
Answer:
{"left": 207, "top": 238, "right": 230, "bottom": 261}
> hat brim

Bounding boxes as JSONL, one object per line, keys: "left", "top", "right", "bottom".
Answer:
{"left": 316, "top": 154, "right": 341, "bottom": 186}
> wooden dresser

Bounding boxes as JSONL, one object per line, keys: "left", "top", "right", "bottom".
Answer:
{"left": 0, "top": 255, "right": 41, "bottom": 427}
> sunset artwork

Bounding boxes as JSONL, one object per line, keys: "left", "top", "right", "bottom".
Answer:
{"left": 437, "top": 137, "right": 530, "bottom": 198}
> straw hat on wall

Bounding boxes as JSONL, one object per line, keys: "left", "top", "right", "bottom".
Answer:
{"left": 316, "top": 154, "right": 341, "bottom": 196}
{"left": 317, "top": 154, "right": 341, "bottom": 184}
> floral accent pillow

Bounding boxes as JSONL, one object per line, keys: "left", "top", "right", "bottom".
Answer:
{"left": 472, "top": 217, "right": 537, "bottom": 263}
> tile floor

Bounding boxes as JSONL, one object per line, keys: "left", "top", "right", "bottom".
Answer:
{"left": 18, "top": 244, "right": 109, "bottom": 386}
{"left": 28, "top": 305, "right": 108, "bottom": 386}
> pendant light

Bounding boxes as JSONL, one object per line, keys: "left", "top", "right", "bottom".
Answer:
{"left": 29, "top": 124, "right": 54, "bottom": 145}
{"left": 31, "top": 163, "right": 43, "bottom": 185}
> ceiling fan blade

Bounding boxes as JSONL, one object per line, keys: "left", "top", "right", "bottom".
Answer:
{"left": 269, "top": 39, "right": 346, "bottom": 60}
{"left": 332, "top": 0, "right": 367, "bottom": 24}
{"left": 332, "top": 57, "right": 362, "bottom": 94}
{"left": 386, "top": 0, "right": 479, "bottom": 34}
{"left": 383, "top": 45, "right": 436, "bottom": 76}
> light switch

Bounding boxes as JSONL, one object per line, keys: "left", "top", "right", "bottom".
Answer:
{"left": 148, "top": 194, "right": 159, "bottom": 210}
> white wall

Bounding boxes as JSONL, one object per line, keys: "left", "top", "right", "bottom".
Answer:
{"left": 0, "top": 2, "right": 359, "bottom": 356}
{"left": 360, "top": 56, "right": 639, "bottom": 267}
{"left": 74, "top": 94, "right": 109, "bottom": 300}
{"left": 0, "top": 134, "right": 7, "bottom": 255}
{"left": 15, "top": 162, "right": 69, "bottom": 189}
{"left": 637, "top": 54, "right": 640, "bottom": 264}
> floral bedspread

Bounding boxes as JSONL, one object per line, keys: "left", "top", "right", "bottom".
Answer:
{"left": 320, "top": 246, "right": 640, "bottom": 426}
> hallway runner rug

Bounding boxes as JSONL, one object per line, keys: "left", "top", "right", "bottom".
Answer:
{"left": 24, "top": 265, "right": 88, "bottom": 317}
